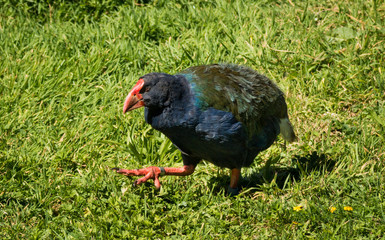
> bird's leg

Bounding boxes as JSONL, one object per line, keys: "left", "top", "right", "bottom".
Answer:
{"left": 228, "top": 168, "right": 241, "bottom": 196}
{"left": 112, "top": 165, "right": 196, "bottom": 189}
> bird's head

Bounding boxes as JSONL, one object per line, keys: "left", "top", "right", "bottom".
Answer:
{"left": 123, "top": 73, "right": 182, "bottom": 114}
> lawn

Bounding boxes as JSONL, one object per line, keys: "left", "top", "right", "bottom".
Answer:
{"left": 1, "top": 0, "right": 384, "bottom": 238}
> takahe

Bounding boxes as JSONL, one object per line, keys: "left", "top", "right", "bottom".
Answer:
{"left": 113, "top": 64, "right": 296, "bottom": 195}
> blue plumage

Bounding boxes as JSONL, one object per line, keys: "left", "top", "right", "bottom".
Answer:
{"left": 119, "top": 64, "right": 296, "bottom": 192}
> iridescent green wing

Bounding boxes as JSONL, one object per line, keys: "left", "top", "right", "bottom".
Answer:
{"left": 179, "top": 64, "right": 287, "bottom": 131}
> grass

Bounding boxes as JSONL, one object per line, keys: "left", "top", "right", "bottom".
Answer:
{"left": 1, "top": 0, "right": 384, "bottom": 238}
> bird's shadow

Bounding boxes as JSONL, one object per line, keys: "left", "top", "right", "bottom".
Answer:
{"left": 208, "top": 151, "right": 335, "bottom": 195}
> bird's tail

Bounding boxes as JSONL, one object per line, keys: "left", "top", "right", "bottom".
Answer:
{"left": 279, "top": 118, "right": 297, "bottom": 142}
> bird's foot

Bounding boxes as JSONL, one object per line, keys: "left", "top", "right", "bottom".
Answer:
{"left": 227, "top": 186, "right": 239, "bottom": 196}
{"left": 112, "top": 165, "right": 196, "bottom": 190}
{"left": 111, "top": 166, "right": 162, "bottom": 189}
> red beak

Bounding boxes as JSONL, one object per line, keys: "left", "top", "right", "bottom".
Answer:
{"left": 123, "top": 79, "right": 145, "bottom": 114}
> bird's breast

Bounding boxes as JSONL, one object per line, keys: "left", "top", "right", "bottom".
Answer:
{"left": 148, "top": 105, "right": 254, "bottom": 168}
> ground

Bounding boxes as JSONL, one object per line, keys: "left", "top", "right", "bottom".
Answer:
{"left": 0, "top": 0, "right": 384, "bottom": 238}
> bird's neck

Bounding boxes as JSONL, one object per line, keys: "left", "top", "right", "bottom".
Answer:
{"left": 145, "top": 92, "right": 197, "bottom": 130}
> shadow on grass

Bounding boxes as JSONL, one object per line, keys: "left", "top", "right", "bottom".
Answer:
{"left": 208, "top": 151, "right": 336, "bottom": 194}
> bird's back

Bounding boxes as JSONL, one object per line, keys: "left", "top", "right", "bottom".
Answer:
{"left": 179, "top": 64, "right": 290, "bottom": 134}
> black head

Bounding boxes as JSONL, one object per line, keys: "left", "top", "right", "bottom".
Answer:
{"left": 140, "top": 73, "right": 174, "bottom": 110}
{"left": 123, "top": 73, "right": 188, "bottom": 113}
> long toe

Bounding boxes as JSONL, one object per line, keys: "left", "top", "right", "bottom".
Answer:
{"left": 112, "top": 168, "right": 140, "bottom": 176}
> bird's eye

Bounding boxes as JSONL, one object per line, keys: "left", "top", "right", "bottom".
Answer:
{"left": 140, "top": 86, "right": 150, "bottom": 94}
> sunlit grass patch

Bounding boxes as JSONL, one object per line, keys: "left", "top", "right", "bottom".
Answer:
{"left": 1, "top": 0, "right": 384, "bottom": 238}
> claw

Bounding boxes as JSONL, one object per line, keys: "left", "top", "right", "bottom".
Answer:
{"left": 112, "top": 166, "right": 162, "bottom": 189}
{"left": 112, "top": 165, "right": 195, "bottom": 190}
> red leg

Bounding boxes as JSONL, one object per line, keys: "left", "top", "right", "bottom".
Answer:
{"left": 228, "top": 168, "right": 241, "bottom": 195}
{"left": 112, "top": 165, "right": 195, "bottom": 189}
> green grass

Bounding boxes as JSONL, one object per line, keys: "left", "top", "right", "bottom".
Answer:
{"left": 1, "top": 0, "right": 385, "bottom": 238}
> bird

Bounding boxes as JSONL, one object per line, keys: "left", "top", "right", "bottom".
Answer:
{"left": 113, "top": 64, "right": 296, "bottom": 195}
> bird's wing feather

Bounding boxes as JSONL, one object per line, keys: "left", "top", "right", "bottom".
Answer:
{"left": 179, "top": 64, "right": 287, "bottom": 132}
